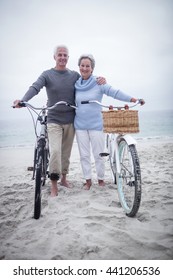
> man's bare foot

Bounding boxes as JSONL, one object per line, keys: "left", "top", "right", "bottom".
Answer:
{"left": 98, "top": 179, "right": 105, "bottom": 187}
{"left": 50, "top": 180, "right": 58, "bottom": 197}
{"left": 60, "top": 180, "right": 71, "bottom": 188}
{"left": 60, "top": 174, "right": 72, "bottom": 188}
{"left": 84, "top": 179, "right": 92, "bottom": 190}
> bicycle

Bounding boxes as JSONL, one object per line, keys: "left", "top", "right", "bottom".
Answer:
{"left": 13, "top": 101, "right": 76, "bottom": 219}
{"left": 81, "top": 99, "right": 143, "bottom": 217}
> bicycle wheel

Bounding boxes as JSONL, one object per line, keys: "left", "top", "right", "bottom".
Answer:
{"left": 34, "top": 151, "right": 44, "bottom": 219}
{"left": 117, "top": 139, "right": 141, "bottom": 217}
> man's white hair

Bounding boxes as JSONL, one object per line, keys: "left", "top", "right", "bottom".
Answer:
{"left": 54, "top": 45, "right": 69, "bottom": 56}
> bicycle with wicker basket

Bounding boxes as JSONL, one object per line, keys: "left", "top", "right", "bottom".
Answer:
{"left": 81, "top": 99, "right": 143, "bottom": 217}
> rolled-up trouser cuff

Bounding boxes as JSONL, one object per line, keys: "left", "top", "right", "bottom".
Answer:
{"left": 49, "top": 173, "right": 59, "bottom": 181}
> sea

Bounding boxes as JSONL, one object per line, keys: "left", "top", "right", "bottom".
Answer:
{"left": 0, "top": 110, "right": 173, "bottom": 149}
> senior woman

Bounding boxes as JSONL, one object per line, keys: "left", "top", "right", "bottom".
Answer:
{"left": 74, "top": 54, "right": 144, "bottom": 190}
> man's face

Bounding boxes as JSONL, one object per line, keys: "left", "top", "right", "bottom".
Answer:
{"left": 54, "top": 47, "right": 69, "bottom": 68}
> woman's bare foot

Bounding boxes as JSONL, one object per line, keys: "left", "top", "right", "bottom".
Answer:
{"left": 98, "top": 179, "right": 105, "bottom": 187}
{"left": 84, "top": 179, "right": 92, "bottom": 190}
{"left": 50, "top": 180, "right": 58, "bottom": 197}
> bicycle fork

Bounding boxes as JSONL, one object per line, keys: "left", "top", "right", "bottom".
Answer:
{"left": 109, "top": 135, "right": 121, "bottom": 174}
{"left": 117, "top": 134, "right": 137, "bottom": 173}
{"left": 100, "top": 134, "right": 137, "bottom": 176}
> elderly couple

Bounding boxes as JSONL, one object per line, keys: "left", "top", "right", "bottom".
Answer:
{"left": 13, "top": 45, "right": 144, "bottom": 196}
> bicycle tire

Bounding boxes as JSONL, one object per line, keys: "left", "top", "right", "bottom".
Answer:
{"left": 34, "top": 153, "right": 43, "bottom": 219}
{"left": 117, "top": 140, "right": 141, "bottom": 217}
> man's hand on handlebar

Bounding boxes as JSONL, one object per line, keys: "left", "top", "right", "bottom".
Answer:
{"left": 13, "top": 100, "right": 24, "bottom": 108}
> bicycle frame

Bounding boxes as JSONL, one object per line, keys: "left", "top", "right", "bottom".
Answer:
{"left": 32, "top": 108, "right": 48, "bottom": 180}
{"left": 109, "top": 133, "right": 137, "bottom": 174}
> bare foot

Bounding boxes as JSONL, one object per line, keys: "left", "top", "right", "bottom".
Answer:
{"left": 60, "top": 180, "right": 72, "bottom": 188}
{"left": 50, "top": 180, "right": 58, "bottom": 197}
{"left": 50, "top": 188, "right": 58, "bottom": 197}
{"left": 98, "top": 179, "right": 105, "bottom": 187}
{"left": 84, "top": 179, "right": 92, "bottom": 190}
{"left": 60, "top": 174, "right": 72, "bottom": 188}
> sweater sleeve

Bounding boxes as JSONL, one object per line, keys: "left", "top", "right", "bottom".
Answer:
{"left": 100, "top": 84, "right": 132, "bottom": 102}
{"left": 21, "top": 72, "right": 47, "bottom": 101}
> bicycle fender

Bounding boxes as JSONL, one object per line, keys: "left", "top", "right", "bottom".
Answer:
{"left": 121, "top": 134, "right": 137, "bottom": 146}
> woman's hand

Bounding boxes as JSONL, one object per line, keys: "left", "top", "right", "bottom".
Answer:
{"left": 130, "top": 98, "right": 145, "bottom": 105}
{"left": 130, "top": 98, "right": 137, "bottom": 103}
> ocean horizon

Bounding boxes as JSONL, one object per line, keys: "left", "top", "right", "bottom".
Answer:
{"left": 0, "top": 109, "right": 173, "bottom": 149}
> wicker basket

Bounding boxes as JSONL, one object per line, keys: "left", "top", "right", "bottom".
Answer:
{"left": 102, "top": 109, "right": 139, "bottom": 133}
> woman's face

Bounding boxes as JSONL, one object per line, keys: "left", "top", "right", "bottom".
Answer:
{"left": 79, "top": 58, "right": 93, "bottom": 80}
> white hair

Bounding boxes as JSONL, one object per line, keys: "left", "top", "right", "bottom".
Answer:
{"left": 78, "top": 54, "right": 95, "bottom": 69}
{"left": 54, "top": 45, "right": 69, "bottom": 56}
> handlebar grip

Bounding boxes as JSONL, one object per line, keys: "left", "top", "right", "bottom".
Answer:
{"left": 81, "top": 101, "right": 89, "bottom": 104}
{"left": 12, "top": 101, "right": 26, "bottom": 108}
{"left": 18, "top": 101, "right": 26, "bottom": 107}
{"left": 138, "top": 99, "right": 145, "bottom": 105}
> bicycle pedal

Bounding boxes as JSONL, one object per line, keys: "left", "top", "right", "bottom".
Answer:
{"left": 99, "top": 152, "right": 109, "bottom": 157}
{"left": 27, "top": 166, "right": 34, "bottom": 171}
{"left": 128, "top": 181, "right": 135, "bottom": 187}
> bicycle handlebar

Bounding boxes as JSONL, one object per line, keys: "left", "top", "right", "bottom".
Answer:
{"left": 12, "top": 101, "right": 77, "bottom": 110}
{"left": 13, "top": 99, "right": 144, "bottom": 111}
{"left": 81, "top": 99, "right": 144, "bottom": 109}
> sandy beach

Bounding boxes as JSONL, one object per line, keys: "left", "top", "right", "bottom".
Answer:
{"left": 0, "top": 139, "right": 173, "bottom": 260}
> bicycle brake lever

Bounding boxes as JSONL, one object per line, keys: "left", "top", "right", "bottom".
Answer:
{"left": 81, "top": 101, "right": 89, "bottom": 104}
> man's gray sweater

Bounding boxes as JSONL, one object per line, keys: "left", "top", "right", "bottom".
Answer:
{"left": 22, "top": 68, "right": 80, "bottom": 124}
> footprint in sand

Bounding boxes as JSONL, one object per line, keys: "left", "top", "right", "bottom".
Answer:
{"left": 137, "top": 212, "right": 150, "bottom": 222}
{"left": 76, "top": 201, "right": 90, "bottom": 208}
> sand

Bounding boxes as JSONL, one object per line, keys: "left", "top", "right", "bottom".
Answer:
{"left": 0, "top": 139, "right": 173, "bottom": 260}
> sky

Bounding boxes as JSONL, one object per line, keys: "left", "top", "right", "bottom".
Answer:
{"left": 0, "top": 0, "right": 173, "bottom": 120}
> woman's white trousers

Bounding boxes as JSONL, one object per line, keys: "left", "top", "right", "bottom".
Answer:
{"left": 76, "top": 130, "right": 105, "bottom": 180}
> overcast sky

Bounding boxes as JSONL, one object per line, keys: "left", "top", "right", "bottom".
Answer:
{"left": 0, "top": 0, "right": 173, "bottom": 120}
